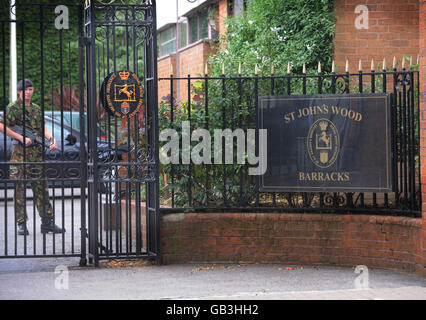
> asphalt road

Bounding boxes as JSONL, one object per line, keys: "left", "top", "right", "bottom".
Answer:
{"left": 0, "top": 257, "right": 425, "bottom": 300}
{"left": 1, "top": 198, "right": 425, "bottom": 301}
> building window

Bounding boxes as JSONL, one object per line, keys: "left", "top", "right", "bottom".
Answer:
{"left": 185, "top": 7, "right": 218, "bottom": 47}
{"left": 179, "top": 20, "right": 187, "bottom": 49}
{"left": 200, "top": 11, "right": 209, "bottom": 39}
{"left": 189, "top": 16, "right": 198, "bottom": 44}
{"left": 159, "top": 26, "right": 176, "bottom": 57}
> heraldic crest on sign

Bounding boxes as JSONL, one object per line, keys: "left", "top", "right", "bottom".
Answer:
{"left": 100, "top": 70, "right": 143, "bottom": 118}
{"left": 307, "top": 118, "right": 340, "bottom": 169}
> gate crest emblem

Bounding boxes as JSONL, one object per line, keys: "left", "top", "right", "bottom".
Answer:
{"left": 100, "top": 70, "right": 143, "bottom": 118}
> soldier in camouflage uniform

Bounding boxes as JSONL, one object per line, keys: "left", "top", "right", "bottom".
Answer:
{"left": 0, "top": 79, "right": 65, "bottom": 235}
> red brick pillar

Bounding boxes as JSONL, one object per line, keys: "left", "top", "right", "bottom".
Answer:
{"left": 419, "top": 0, "right": 426, "bottom": 276}
{"left": 218, "top": 0, "right": 230, "bottom": 43}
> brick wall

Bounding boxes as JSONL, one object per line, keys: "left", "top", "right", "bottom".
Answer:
{"left": 177, "top": 41, "right": 216, "bottom": 100}
{"left": 158, "top": 55, "right": 176, "bottom": 104}
{"left": 157, "top": 0, "right": 228, "bottom": 105}
{"left": 334, "top": 0, "right": 419, "bottom": 72}
{"left": 218, "top": 0, "right": 230, "bottom": 42}
{"left": 161, "top": 213, "right": 424, "bottom": 275}
{"left": 157, "top": 41, "right": 216, "bottom": 105}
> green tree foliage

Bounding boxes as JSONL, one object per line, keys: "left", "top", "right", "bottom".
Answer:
{"left": 209, "top": 0, "right": 335, "bottom": 76}
{"left": 0, "top": 0, "right": 82, "bottom": 109}
{"left": 0, "top": 0, "right": 145, "bottom": 112}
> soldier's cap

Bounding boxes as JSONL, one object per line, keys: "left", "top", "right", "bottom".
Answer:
{"left": 17, "top": 79, "right": 33, "bottom": 91}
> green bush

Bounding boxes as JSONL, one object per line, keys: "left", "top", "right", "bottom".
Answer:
{"left": 209, "top": 0, "right": 335, "bottom": 77}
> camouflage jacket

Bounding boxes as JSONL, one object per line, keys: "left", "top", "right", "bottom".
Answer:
{"left": 0, "top": 99, "right": 44, "bottom": 143}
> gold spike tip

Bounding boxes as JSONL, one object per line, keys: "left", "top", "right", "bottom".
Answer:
{"left": 417, "top": 54, "right": 419, "bottom": 65}
{"left": 382, "top": 57, "right": 386, "bottom": 70}
{"left": 345, "top": 59, "right": 349, "bottom": 73}
{"left": 317, "top": 61, "right": 321, "bottom": 73}
{"left": 271, "top": 64, "right": 275, "bottom": 75}
{"left": 331, "top": 60, "right": 335, "bottom": 73}
{"left": 255, "top": 64, "right": 258, "bottom": 75}
{"left": 402, "top": 57, "right": 405, "bottom": 69}
{"left": 358, "top": 59, "right": 362, "bottom": 71}
{"left": 238, "top": 62, "right": 242, "bottom": 75}
{"left": 222, "top": 63, "right": 225, "bottom": 75}
{"left": 371, "top": 58, "right": 374, "bottom": 71}
{"left": 170, "top": 63, "right": 173, "bottom": 75}
{"left": 287, "top": 62, "right": 291, "bottom": 74}
{"left": 393, "top": 56, "right": 397, "bottom": 69}
{"left": 205, "top": 63, "right": 208, "bottom": 75}
{"left": 302, "top": 63, "right": 306, "bottom": 74}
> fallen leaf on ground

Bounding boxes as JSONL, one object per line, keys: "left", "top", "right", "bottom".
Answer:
{"left": 100, "top": 259, "right": 153, "bottom": 268}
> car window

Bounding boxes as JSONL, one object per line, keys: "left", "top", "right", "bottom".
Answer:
{"left": 47, "top": 112, "right": 103, "bottom": 137}
{"left": 45, "top": 121, "right": 71, "bottom": 141}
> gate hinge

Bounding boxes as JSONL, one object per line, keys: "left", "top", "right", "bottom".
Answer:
{"left": 79, "top": 36, "right": 91, "bottom": 46}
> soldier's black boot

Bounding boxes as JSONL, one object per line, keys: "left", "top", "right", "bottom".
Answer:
{"left": 17, "top": 222, "right": 29, "bottom": 236}
{"left": 41, "top": 218, "right": 65, "bottom": 234}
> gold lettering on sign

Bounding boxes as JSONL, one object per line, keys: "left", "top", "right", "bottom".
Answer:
{"left": 298, "top": 172, "right": 350, "bottom": 182}
{"left": 284, "top": 104, "right": 363, "bottom": 124}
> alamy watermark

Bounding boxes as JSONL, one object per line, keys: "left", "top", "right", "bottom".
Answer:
{"left": 354, "top": 4, "right": 369, "bottom": 30}
{"left": 54, "top": 5, "right": 69, "bottom": 30}
{"left": 159, "top": 121, "right": 268, "bottom": 175}
{"left": 354, "top": 265, "right": 369, "bottom": 289}
{"left": 54, "top": 265, "right": 69, "bottom": 290}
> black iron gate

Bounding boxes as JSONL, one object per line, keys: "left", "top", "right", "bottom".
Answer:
{"left": 0, "top": 0, "right": 160, "bottom": 266}
{"left": 84, "top": 0, "right": 160, "bottom": 266}
{"left": 0, "top": 1, "right": 86, "bottom": 262}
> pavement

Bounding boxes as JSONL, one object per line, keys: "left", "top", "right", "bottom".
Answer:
{"left": 1, "top": 197, "right": 425, "bottom": 302}
{"left": 0, "top": 257, "right": 425, "bottom": 300}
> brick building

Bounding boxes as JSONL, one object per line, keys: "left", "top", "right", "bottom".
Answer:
{"left": 157, "top": 0, "right": 422, "bottom": 97}
{"left": 157, "top": 0, "right": 235, "bottom": 103}
{"left": 334, "top": 0, "right": 419, "bottom": 72}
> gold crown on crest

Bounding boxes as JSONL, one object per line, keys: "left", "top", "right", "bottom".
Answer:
{"left": 119, "top": 71, "right": 130, "bottom": 80}
{"left": 319, "top": 121, "right": 328, "bottom": 131}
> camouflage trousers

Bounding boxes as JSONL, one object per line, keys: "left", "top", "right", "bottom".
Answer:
{"left": 10, "top": 144, "right": 53, "bottom": 224}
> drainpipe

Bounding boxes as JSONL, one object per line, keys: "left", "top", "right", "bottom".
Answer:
{"left": 175, "top": 0, "right": 180, "bottom": 102}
